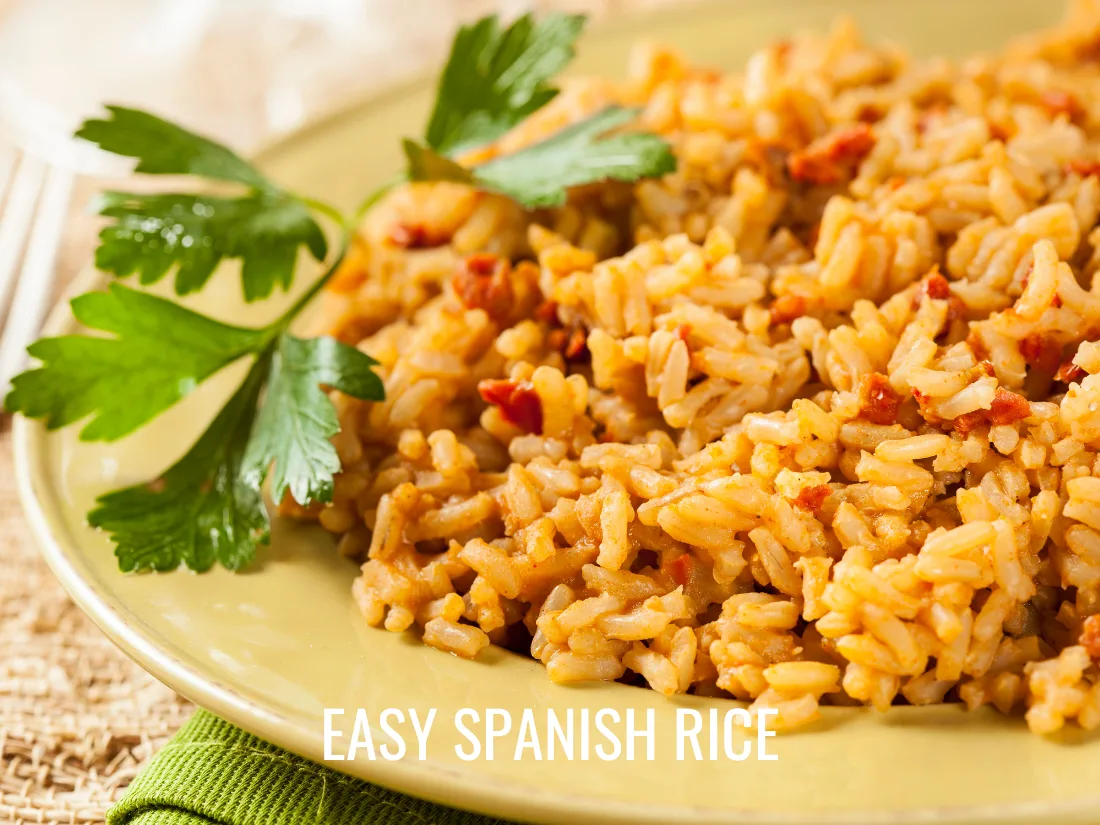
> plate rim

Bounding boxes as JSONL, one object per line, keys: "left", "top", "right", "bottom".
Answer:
{"left": 13, "top": 4, "right": 1100, "bottom": 823}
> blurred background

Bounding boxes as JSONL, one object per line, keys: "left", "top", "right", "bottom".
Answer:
{"left": 0, "top": 0, "right": 662, "bottom": 166}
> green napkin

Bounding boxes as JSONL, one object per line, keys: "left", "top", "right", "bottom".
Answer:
{"left": 108, "top": 710, "right": 511, "bottom": 825}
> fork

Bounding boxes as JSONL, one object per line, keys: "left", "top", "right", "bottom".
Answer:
{"left": 0, "top": 141, "right": 75, "bottom": 398}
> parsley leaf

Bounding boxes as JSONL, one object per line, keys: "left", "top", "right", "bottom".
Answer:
{"left": 242, "top": 334, "right": 383, "bottom": 506}
{"left": 81, "top": 331, "right": 384, "bottom": 574}
{"left": 406, "top": 106, "right": 676, "bottom": 208}
{"left": 402, "top": 139, "right": 473, "bottom": 184}
{"left": 77, "top": 106, "right": 329, "bottom": 301}
{"left": 425, "top": 12, "right": 585, "bottom": 156}
{"left": 474, "top": 106, "right": 676, "bottom": 207}
{"left": 87, "top": 359, "right": 271, "bottom": 573}
{"left": 5, "top": 283, "right": 266, "bottom": 441}
{"left": 94, "top": 191, "right": 326, "bottom": 299}
{"left": 76, "top": 105, "right": 270, "bottom": 188}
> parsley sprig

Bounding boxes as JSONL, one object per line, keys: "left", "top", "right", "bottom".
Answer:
{"left": 405, "top": 105, "right": 675, "bottom": 207}
{"left": 388, "top": 12, "right": 675, "bottom": 209}
{"left": 6, "top": 111, "right": 384, "bottom": 572}
{"left": 425, "top": 13, "right": 586, "bottom": 156}
{"left": 79, "top": 106, "right": 329, "bottom": 301}
{"left": 7, "top": 11, "right": 676, "bottom": 574}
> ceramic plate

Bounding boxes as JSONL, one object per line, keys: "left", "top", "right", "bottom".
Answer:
{"left": 16, "top": 1, "right": 1100, "bottom": 823}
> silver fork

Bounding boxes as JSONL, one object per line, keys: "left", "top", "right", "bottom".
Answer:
{"left": 0, "top": 142, "right": 75, "bottom": 397}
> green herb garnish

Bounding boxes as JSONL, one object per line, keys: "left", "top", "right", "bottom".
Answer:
{"left": 425, "top": 12, "right": 586, "bottom": 156}
{"left": 406, "top": 105, "right": 676, "bottom": 208}
{"left": 7, "top": 109, "right": 383, "bottom": 572}
{"left": 7, "top": 11, "right": 676, "bottom": 573}
{"left": 89, "top": 359, "right": 272, "bottom": 573}
{"left": 79, "top": 107, "right": 329, "bottom": 301}
{"left": 393, "top": 12, "right": 675, "bottom": 209}
{"left": 241, "top": 334, "right": 383, "bottom": 506}
{"left": 6, "top": 283, "right": 268, "bottom": 441}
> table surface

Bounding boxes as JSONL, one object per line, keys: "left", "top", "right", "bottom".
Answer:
{"left": 0, "top": 1, "right": 678, "bottom": 822}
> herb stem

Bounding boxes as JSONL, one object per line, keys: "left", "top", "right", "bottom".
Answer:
{"left": 299, "top": 196, "right": 349, "bottom": 231}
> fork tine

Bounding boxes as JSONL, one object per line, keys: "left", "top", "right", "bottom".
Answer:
{"left": 0, "top": 165, "right": 75, "bottom": 396}
{"left": 0, "top": 154, "right": 46, "bottom": 321}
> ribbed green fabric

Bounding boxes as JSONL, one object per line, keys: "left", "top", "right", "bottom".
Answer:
{"left": 108, "top": 710, "right": 511, "bottom": 825}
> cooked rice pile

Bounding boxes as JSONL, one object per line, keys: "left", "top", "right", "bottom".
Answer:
{"left": 307, "top": 3, "right": 1100, "bottom": 734}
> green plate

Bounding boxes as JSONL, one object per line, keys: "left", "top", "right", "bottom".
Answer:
{"left": 17, "top": 1, "right": 1100, "bottom": 823}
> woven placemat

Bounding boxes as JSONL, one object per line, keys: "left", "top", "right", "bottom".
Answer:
{"left": 0, "top": 427, "right": 193, "bottom": 824}
{"left": 0, "top": 177, "right": 193, "bottom": 824}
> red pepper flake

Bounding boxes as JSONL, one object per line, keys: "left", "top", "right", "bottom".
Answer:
{"left": 664, "top": 553, "right": 694, "bottom": 586}
{"left": 791, "top": 485, "right": 831, "bottom": 514}
{"left": 1080, "top": 614, "right": 1100, "bottom": 659}
{"left": 967, "top": 329, "right": 990, "bottom": 362}
{"left": 787, "top": 124, "right": 876, "bottom": 185}
{"left": 534, "top": 299, "right": 560, "bottom": 324}
{"left": 1056, "top": 356, "right": 1087, "bottom": 384}
{"left": 452, "top": 253, "right": 515, "bottom": 323}
{"left": 988, "top": 387, "right": 1032, "bottom": 426}
{"left": 858, "top": 373, "right": 901, "bottom": 426}
{"left": 1019, "top": 333, "right": 1063, "bottom": 375}
{"left": 912, "top": 388, "right": 942, "bottom": 423}
{"left": 1040, "top": 90, "right": 1086, "bottom": 123}
{"left": 913, "top": 272, "right": 966, "bottom": 336}
{"left": 943, "top": 296, "right": 967, "bottom": 331}
{"left": 549, "top": 326, "right": 589, "bottom": 363}
{"left": 951, "top": 410, "right": 986, "bottom": 437}
{"left": 1067, "top": 159, "right": 1100, "bottom": 178}
{"left": 564, "top": 327, "right": 588, "bottom": 361}
{"left": 912, "top": 270, "right": 952, "bottom": 307}
{"left": 770, "top": 294, "right": 807, "bottom": 324}
{"left": 387, "top": 222, "right": 449, "bottom": 249}
{"left": 477, "top": 379, "right": 543, "bottom": 434}
{"left": 974, "top": 360, "right": 996, "bottom": 378}
{"left": 675, "top": 324, "right": 693, "bottom": 343}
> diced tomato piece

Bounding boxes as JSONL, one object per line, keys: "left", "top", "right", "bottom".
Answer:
{"left": 1019, "top": 333, "right": 1063, "bottom": 375}
{"left": 452, "top": 253, "right": 514, "bottom": 323}
{"left": 787, "top": 124, "right": 876, "bottom": 185}
{"left": 665, "top": 553, "right": 693, "bottom": 586}
{"left": 988, "top": 388, "right": 1031, "bottom": 426}
{"left": 792, "top": 485, "right": 831, "bottom": 514}
{"left": 858, "top": 373, "right": 901, "bottom": 426}
{"left": 477, "top": 379, "right": 543, "bottom": 434}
